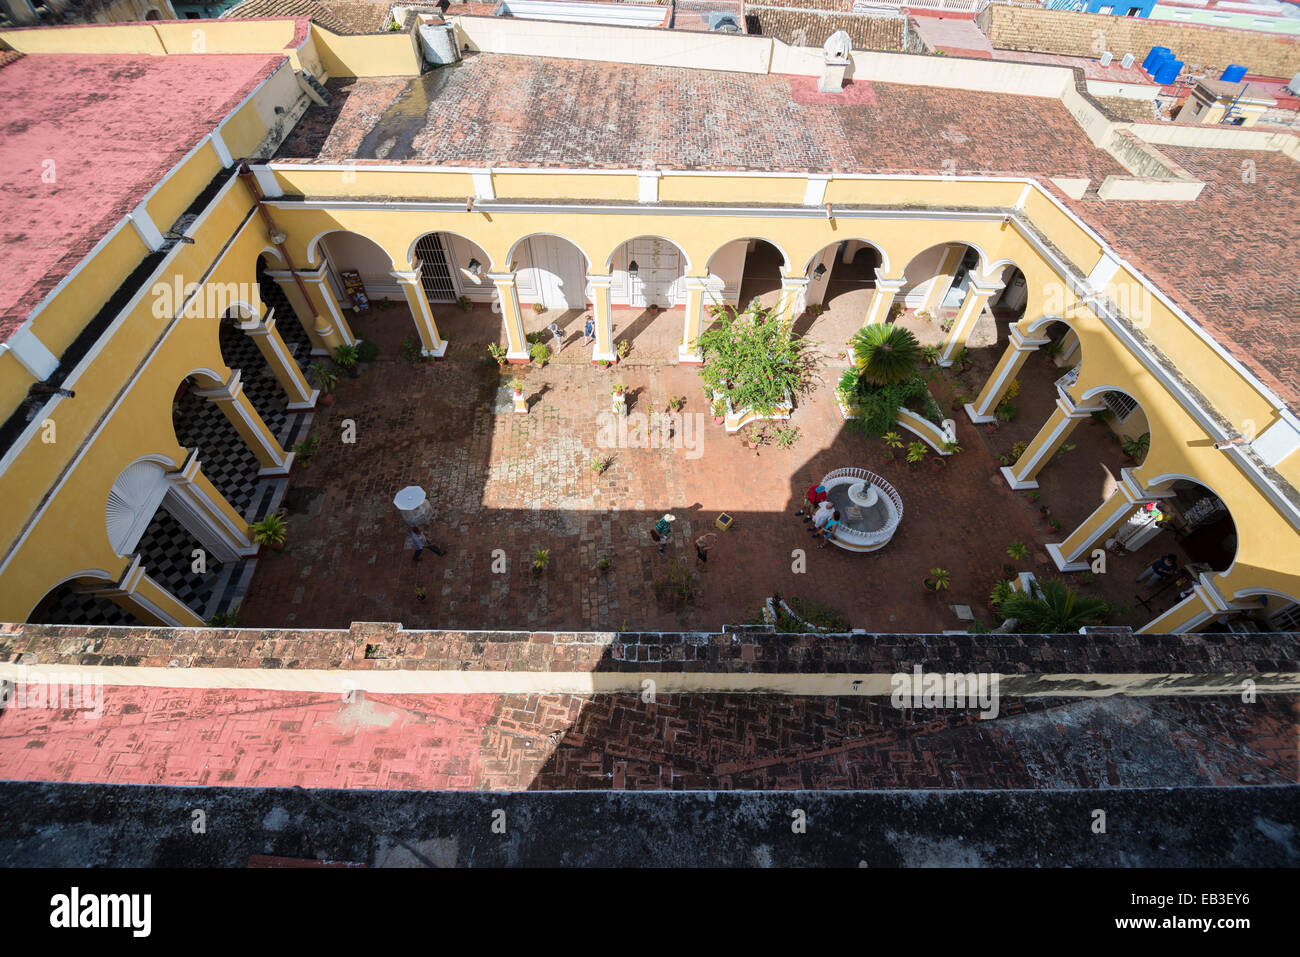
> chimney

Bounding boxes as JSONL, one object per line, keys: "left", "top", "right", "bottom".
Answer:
{"left": 819, "top": 29, "right": 852, "bottom": 94}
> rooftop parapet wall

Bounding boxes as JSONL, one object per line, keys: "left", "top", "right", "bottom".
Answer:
{"left": 986, "top": 4, "right": 1300, "bottom": 79}
{"left": 2, "top": 622, "right": 1298, "bottom": 696}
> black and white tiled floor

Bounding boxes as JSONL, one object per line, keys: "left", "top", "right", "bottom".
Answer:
{"left": 31, "top": 584, "right": 142, "bottom": 627}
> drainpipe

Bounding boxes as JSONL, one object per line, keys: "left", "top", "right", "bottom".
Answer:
{"left": 236, "top": 161, "right": 333, "bottom": 345}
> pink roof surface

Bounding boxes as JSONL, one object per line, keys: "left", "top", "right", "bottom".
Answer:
{"left": 0, "top": 52, "right": 285, "bottom": 342}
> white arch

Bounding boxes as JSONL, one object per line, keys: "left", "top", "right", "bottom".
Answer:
{"left": 258, "top": 245, "right": 286, "bottom": 268}
{"left": 1141, "top": 472, "right": 1239, "bottom": 578}
{"left": 705, "top": 236, "right": 792, "bottom": 273}
{"left": 604, "top": 234, "right": 693, "bottom": 274}
{"left": 306, "top": 229, "right": 398, "bottom": 270}
{"left": 406, "top": 230, "right": 493, "bottom": 276}
{"left": 25, "top": 568, "right": 119, "bottom": 622}
{"left": 1024, "top": 313, "right": 1080, "bottom": 338}
{"left": 900, "top": 239, "right": 990, "bottom": 278}
{"left": 506, "top": 232, "right": 593, "bottom": 271}
{"left": 801, "top": 238, "right": 889, "bottom": 277}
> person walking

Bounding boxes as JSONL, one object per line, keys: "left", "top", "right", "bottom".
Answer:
{"left": 695, "top": 533, "right": 716, "bottom": 569}
{"left": 409, "top": 525, "right": 444, "bottom": 562}
{"left": 583, "top": 316, "right": 595, "bottom": 346}
{"left": 650, "top": 513, "right": 676, "bottom": 554}
{"left": 1136, "top": 553, "right": 1178, "bottom": 586}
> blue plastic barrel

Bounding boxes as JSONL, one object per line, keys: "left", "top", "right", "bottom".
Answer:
{"left": 1143, "top": 46, "right": 1171, "bottom": 71}
{"left": 1221, "top": 64, "right": 1247, "bottom": 83}
{"left": 1145, "top": 50, "right": 1172, "bottom": 79}
{"left": 1154, "top": 58, "right": 1183, "bottom": 85}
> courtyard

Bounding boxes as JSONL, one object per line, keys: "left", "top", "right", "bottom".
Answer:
{"left": 236, "top": 294, "right": 1196, "bottom": 635}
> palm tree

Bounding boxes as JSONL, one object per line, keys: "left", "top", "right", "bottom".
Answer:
{"left": 848, "top": 323, "right": 922, "bottom": 386}
{"left": 997, "top": 578, "right": 1112, "bottom": 633}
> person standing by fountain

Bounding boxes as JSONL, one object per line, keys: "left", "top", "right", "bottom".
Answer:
{"left": 818, "top": 511, "right": 841, "bottom": 549}
{"left": 810, "top": 499, "right": 834, "bottom": 537}
{"left": 796, "top": 483, "right": 828, "bottom": 523}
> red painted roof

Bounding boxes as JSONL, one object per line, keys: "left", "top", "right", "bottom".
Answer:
{"left": 0, "top": 52, "right": 285, "bottom": 342}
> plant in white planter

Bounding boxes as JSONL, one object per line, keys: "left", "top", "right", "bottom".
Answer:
{"left": 696, "top": 300, "right": 812, "bottom": 422}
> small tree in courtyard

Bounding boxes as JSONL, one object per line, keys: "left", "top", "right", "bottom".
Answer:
{"left": 697, "top": 300, "right": 814, "bottom": 417}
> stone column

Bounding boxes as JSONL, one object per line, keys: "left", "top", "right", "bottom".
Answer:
{"left": 938, "top": 276, "right": 1003, "bottom": 366}
{"left": 294, "top": 264, "right": 357, "bottom": 352}
{"left": 392, "top": 265, "right": 449, "bottom": 358}
{"left": 921, "top": 244, "right": 964, "bottom": 314}
{"left": 85, "top": 556, "right": 204, "bottom": 627}
{"left": 490, "top": 272, "right": 529, "bottom": 363}
{"left": 588, "top": 273, "right": 616, "bottom": 363}
{"left": 1137, "top": 574, "right": 1228, "bottom": 635}
{"left": 165, "top": 449, "right": 260, "bottom": 557}
{"left": 776, "top": 276, "right": 809, "bottom": 325}
{"left": 193, "top": 370, "right": 294, "bottom": 477}
{"left": 678, "top": 276, "right": 709, "bottom": 365}
{"left": 966, "top": 327, "right": 1050, "bottom": 424}
{"left": 1045, "top": 468, "right": 1167, "bottom": 572}
{"left": 1001, "top": 390, "right": 1102, "bottom": 491}
{"left": 863, "top": 276, "right": 906, "bottom": 327}
{"left": 244, "top": 309, "right": 317, "bottom": 410}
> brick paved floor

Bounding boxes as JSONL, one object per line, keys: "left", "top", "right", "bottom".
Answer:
{"left": 1, "top": 686, "right": 1293, "bottom": 791}
{"left": 238, "top": 295, "right": 1188, "bottom": 634}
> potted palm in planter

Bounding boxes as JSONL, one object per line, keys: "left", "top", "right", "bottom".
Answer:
{"left": 250, "top": 511, "right": 288, "bottom": 552}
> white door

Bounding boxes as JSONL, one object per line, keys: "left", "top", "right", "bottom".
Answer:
{"left": 624, "top": 238, "right": 683, "bottom": 308}
{"left": 526, "top": 237, "right": 587, "bottom": 310}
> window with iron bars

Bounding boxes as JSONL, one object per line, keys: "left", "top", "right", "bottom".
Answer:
{"left": 1102, "top": 391, "right": 1138, "bottom": 422}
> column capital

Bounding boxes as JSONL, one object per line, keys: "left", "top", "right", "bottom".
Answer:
{"left": 872, "top": 276, "right": 907, "bottom": 292}
{"left": 682, "top": 275, "right": 710, "bottom": 290}
{"left": 780, "top": 275, "right": 811, "bottom": 288}
{"left": 967, "top": 276, "right": 1006, "bottom": 296}
{"left": 487, "top": 272, "right": 516, "bottom": 285}
{"left": 242, "top": 308, "right": 277, "bottom": 336}
{"left": 587, "top": 273, "right": 614, "bottom": 288}
{"left": 1009, "top": 326, "right": 1052, "bottom": 350}
{"left": 192, "top": 369, "right": 242, "bottom": 402}
{"left": 390, "top": 268, "right": 422, "bottom": 283}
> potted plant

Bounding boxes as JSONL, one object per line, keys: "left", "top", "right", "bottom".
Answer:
{"left": 880, "top": 430, "right": 904, "bottom": 462}
{"left": 250, "top": 511, "right": 288, "bottom": 551}
{"left": 333, "top": 343, "right": 360, "bottom": 377}
{"left": 988, "top": 579, "right": 1014, "bottom": 614}
{"left": 308, "top": 362, "right": 338, "bottom": 406}
{"left": 414, "top": 585, "right": 427, "bottom": 602}
{"left": 488, "top": 342, "right": 507, "bottom": 367}
{"left": 1121, "top": 432, "right": 1150, "bottom": 462}
{"left": 590, "top": 455, "right": 608, "bottom": 475}
{"left": 1027, "top": 490, "right": 1041, "bottom": 503}
{"left": 616, "top": 340, "right": 630, "bottom": 362}
{"left": 744, "top": 425, "right": 765, "bottom": 450}
{"left": 531, "top": 302, "right": 545, "bottom": 314}
{"left": 710, "top": 397, "right": 726, "bottom": 425}
{"left": 532, "top": 547, "right": 550, "bottom": 575}
{"left": 596, "top": 556, "right": 612, "bottom": 574}
{"left": 529, "top": 342, "right": 551, "bottom": 367}
{"left": 291, "top": 433, "right": 321, "bottom": 468}
{"left": 667, "top": 395, "right": 684, "bottom": 413}
{"left": 906, "top": 440, "right": 928, "bottom": 467}
{"left": 923, "top": 567, "right": 951, "bottom": 592}
{"left": 457, "top": 295, "right": 472, "bottom": 313}
{"left": 1007, "top": 541, "right": 1029, "bottom": 561}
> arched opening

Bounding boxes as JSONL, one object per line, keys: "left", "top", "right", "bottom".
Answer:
{"left": 896, "top": 242, "right": 984, "bottom": 346}
{"left": 508, "top": 233, "right": 591, "bottom": 343}
{"left": 795, "top": 239, "right": 884, "bottom": 341}
{"left": 1227, "top": 589, "right": 1300, "bottom": 632}
{"left": 706, "top": 238, "right": 786, "bottom": 314}
{"left": 218, "top": 307, "right": 296, "bottom": 441}
{"left": 171, "top": 372, "right": 263, "bottom": 520}
{"left": 1145, "top": 478, "right": 1238, "bottom": 575}
{"left": 29, "top": 576, "right": 143, "bottom": 626}
{"left": 312, "top": 229, "right": 399, "bottom": 310}
{"left": 605, "top": 235, "right": 689, "bottom": 357}
{"left": 255, "top": 253, "right": 314, "bottom": 362}
{"left": 409, "top": 230, "right": 495, "bottom": 351}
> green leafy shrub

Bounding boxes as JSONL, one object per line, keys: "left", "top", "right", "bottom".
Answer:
{"left": 697, "top": 301, "right": 812, "bottom": 418}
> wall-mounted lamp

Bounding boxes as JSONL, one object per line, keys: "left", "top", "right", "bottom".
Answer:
{"left": 268, "top": 228, "right": 287, "bottom": 245}
{"left": 467, "top": 258, "right": 483, "bottom": 277}
{"left": 466, "top": 197, "right": 475, "bottom": 212}
{"left": 627, "top": 260, "right": 639, "bottom": 278}
{"left": 824, "top": 203, "right": 835, "bottom": 221}
{"left": 813, "top": 263, "right": 827, "bottom": 280}
{"left": 1213, "top": 437, "right": 1249, "bottom": 451}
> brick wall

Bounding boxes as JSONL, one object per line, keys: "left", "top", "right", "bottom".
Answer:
{"left": 988, "top": 5, "right": 1300, "bottom": 78}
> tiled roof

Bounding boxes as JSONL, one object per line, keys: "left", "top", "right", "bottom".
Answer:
{"left": 746, "top": 7, "right": 905, "bottom": 50}
{"left": 271, "top": 52, "right": 1300, "bottom": 414}
{"left": 223, "top": 0, "right": 395, "bottom": 34}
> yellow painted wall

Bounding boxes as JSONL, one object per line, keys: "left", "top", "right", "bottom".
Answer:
{"left": 311, "top": 27, "right": 421, "bottom": 79}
